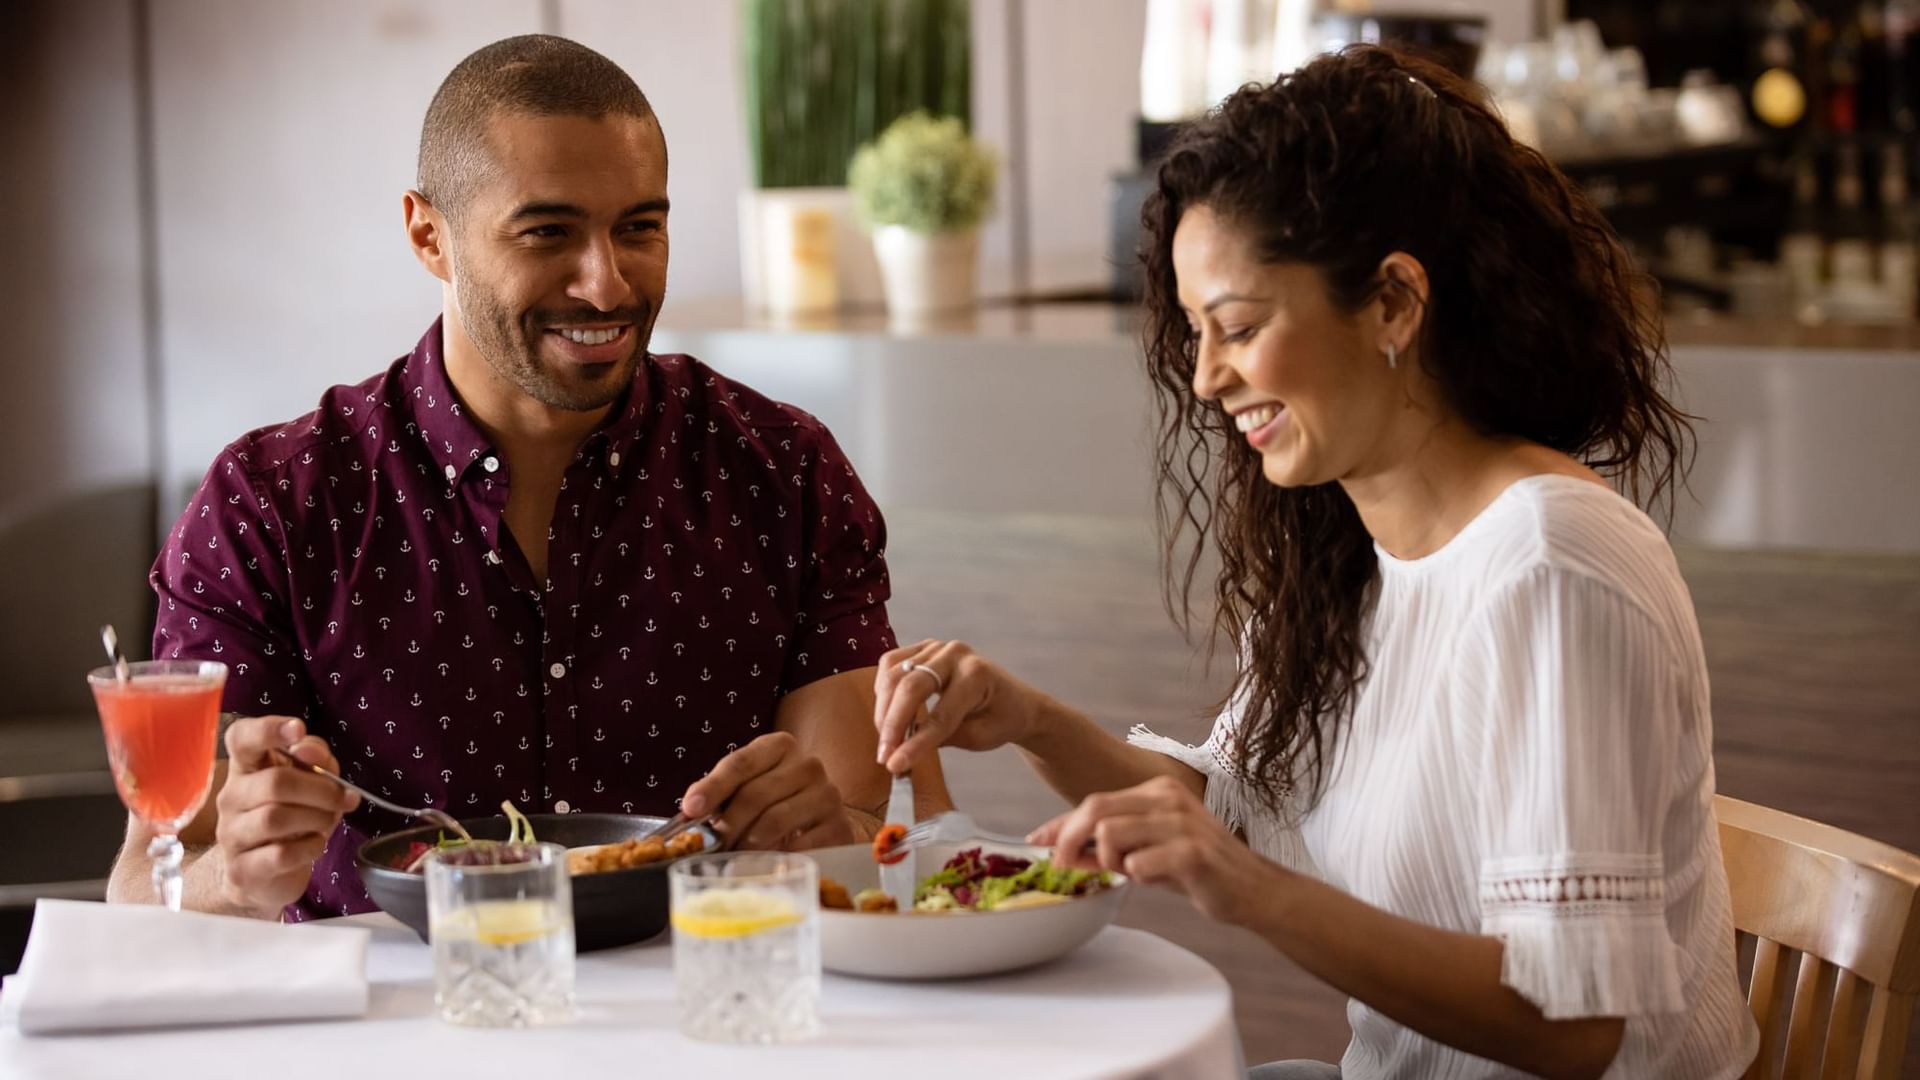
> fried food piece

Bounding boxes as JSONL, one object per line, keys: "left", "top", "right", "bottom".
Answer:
{"left": 567, "top": 829, "right": 706, "bottom": 876}
{"left": 665, "top": 830, "right": 705, "bottom": 859}
{"left": 872, "top": 823, "right": 909, "bottom": 865}
{"left": 819, "top": 876, "right": 854, "bottom": 910}
{"left": 853, "top": 888, "right": 898, "bottom": 913}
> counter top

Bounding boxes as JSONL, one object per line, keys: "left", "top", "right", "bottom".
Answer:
{"left": 657, "top": 299, "right": 1920, "bottom": 354}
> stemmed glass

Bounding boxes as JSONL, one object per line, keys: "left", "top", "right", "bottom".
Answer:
{"left": 87, "top": 660, "right": 227, "bottom": 911}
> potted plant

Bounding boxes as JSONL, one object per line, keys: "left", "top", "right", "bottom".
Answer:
{"left": 738, "top": 0, "right": 973, "bottom": 316}
{"left": 848, "top": 111, "right": 996, "bottom": 320}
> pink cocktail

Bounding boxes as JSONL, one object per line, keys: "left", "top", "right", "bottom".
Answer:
{"left": 88, "top": 660, "right": 227, "bottom": 910}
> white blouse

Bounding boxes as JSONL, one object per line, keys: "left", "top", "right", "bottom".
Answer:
{"left": 1133, "top": 475, "right": 1758, "bottom": 1078}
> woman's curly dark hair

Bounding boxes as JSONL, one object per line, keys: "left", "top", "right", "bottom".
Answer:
{"left": 1141, "top": 46, "right": 1694, "bottom": 811}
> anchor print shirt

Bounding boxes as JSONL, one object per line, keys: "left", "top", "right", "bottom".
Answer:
{"left": 151, "top": 319, "right": 896, "bottom": 921}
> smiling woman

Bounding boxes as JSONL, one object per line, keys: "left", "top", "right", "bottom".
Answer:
{"left": 869, "top": 44, "right": 1758, "bottom": 1079}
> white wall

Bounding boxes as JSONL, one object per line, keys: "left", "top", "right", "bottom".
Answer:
{"left": 0, "top": 0, "right": 148, "bottom": 522}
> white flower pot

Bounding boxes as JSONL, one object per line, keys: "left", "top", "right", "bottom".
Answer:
{"left": 871, "top": 225, "right": 979, "bottom": 320}
{"left": 737, "top": 188, "right": 886, "bottom": 316}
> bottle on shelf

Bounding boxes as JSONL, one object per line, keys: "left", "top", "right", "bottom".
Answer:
{"left": 1829, "top": 140, "right": 1877, "bottom": 289}
{"left": 1877, "top": 141, "right": 1918, "bottom": 316}
{"left": 1889, "top": 0, "right": 1920, "bottom": 133}
{"left": 1829, "top": 18, "right": 1862, "bottom": 133}
{"left": 1781, "top": 151, "right": 1827, "bottom": 304}
{"left": 1856, "top": 3, "right": 1891, "bottom": 132}
{"left": 1807, "top": 13, "right": 1836, "bottom": 133}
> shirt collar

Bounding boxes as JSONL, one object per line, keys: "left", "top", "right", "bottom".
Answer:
{"left": 398, "top": 317, "right": 651, "bottom": 487}
{"left": 398, "top": 319, "right": 496, "bottom": 487}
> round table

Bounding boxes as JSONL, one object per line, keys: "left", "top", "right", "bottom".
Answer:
{"left": 1, "top": 912, "right": 1243, "bottom": 1079}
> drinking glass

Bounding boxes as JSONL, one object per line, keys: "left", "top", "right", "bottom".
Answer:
{"left": 87, "top": 660, "right": 226, "bottom": 911}
{"left": 425, "top": 842, "right": 576, "bottom": 1027}
{"left": 669, "top": 851, "right": 820, "bottom": 1043}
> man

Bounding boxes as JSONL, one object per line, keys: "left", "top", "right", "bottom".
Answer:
{"left": 108, "top": 35, "right": 948, "bottom": 920}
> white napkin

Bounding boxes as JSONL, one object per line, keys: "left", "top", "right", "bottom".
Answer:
{"left": 0, "top": 899, "right": 369, "bottom": 1034}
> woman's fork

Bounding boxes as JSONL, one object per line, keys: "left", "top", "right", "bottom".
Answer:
{"left": 892, "top": 810, "right": 1100, "bottom": 858}
{"left": 894, "top": 810, "right": 1033, "bottom": 853}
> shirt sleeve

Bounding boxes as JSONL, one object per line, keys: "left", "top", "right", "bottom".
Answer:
{"left": 1455, "top": 565, "right": 1687, "bottom": 1019}
{"left": 780, "top": 423, "right": 896, "bottom": 690}
{"left": 1127, "top": 679, "right": 1318, "bottom": 876}
{"left": 151, "top": 451, "right": 314, "bottom": 720}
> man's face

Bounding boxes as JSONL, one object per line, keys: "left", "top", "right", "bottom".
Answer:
{"left": 445, "top": 111, "right": 669, "bottom": 412}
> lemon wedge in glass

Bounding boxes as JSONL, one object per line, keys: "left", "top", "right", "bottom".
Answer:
{"left": 671, "top": 888, "right": 802, "bottom": 939}
{"left": 435, "top": 899, "right": 566, "bottom": 946}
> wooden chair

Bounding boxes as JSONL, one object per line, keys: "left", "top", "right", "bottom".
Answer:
{"left": 1717, "top": 794, "right": 1920, "bottom": 1079}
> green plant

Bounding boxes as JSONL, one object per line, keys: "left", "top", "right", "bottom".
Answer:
{"left": 848, "top": 111, "right": 996, "bottom": 232}
{"left": 742, "top": 0, "right": 972, "bottom": 189}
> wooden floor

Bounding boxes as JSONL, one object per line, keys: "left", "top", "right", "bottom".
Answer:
{"left": 883, "top": 510, "right": 1920, "bottom": 1070}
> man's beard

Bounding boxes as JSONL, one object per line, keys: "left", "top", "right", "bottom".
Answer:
{"left": 452, "top": 257, "right": 648, "bottom": 413}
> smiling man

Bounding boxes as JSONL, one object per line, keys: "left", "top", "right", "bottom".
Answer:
{"left": 108, "top": 35, "right": 948, "bottom": 921}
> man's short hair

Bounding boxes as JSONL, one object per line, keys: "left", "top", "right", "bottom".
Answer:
{"left": 417, "top": 34, "right": 657, "bottom": 220}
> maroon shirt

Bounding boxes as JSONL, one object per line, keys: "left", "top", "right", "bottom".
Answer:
{"left": 152, "top": 320, "right": 896, "bottom": 920}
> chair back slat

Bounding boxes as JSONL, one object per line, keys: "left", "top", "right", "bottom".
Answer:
{"left": 1856, "top": 988, "right": 1913, "bottom": 1080}
{"left": 1750, "top": 936, "right": 1793, "bottom": 1077}
{"left": 1783, "top": 952, "right": 1839, "bottom": 1076}
{"left": 1821, "top": 970, "right": 1870, "bottom": 1080}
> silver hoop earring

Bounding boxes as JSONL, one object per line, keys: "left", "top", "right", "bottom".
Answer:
{"left": 1385, "top": 342, "right": 1398, "bottom": 370}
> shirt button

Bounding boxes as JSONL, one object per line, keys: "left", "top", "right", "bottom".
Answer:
{"left": 608, "top": 451, "right": 622, "bottom": 468}
{"left": 549, "top": 662, "right": 567, "bottom": 679}
{"left": 482, "top": 455, "right": 499, "bottom": 473}
{"left": 443, "top": 464, "right": 457, "bottom": 482}
{"left": 554, "top": 800, "right": 571, "bottom": 814}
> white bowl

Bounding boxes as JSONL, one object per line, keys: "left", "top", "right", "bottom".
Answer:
{"left": 811, "top": 839, "right": 1130, "bottom": 980}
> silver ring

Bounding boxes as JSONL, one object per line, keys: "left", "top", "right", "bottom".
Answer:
{"left": 897, "top": 659, "right": 945, "bottom": 693}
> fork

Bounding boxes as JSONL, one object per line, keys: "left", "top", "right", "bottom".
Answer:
{"left": 892, "top": 810, "right": 1101, "bottom": 858}
{"left": 634, "top": 810, "right": 709, "bottom": 846}
{"left": 275, "top": 751, "right": 473, "bottom": 842}
{"left": 893, "top": 810, "right": 1034, "bottom": 854}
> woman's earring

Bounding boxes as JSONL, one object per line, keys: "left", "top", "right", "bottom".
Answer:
{"left": 1385, "top": 342, "right": 1398, "bottom": 370}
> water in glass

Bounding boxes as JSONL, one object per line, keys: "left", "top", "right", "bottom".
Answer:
{"left": 426, "top": 843, "right": 575, "bottom": 1027}
{"left": 670, "top": 851, "right": 820, "bottom": 1043}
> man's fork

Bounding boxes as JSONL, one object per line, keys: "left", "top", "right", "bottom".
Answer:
{"left": 276, "top": 751, "right": 473, "bottom": 842}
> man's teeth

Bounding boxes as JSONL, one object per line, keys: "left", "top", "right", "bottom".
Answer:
{"left": 1234, "top": 404, "right": 1281, "bottom": 433}
{"left": 559, "top": 327, "right": 622, "bottom": 346}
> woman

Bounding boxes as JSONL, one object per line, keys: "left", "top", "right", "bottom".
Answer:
{"left": 871, "top": 47, "right": 1757, "bottom": 1079}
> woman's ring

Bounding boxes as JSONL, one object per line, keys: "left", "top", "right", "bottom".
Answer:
{"left": 898, "top": 660, "right": 945, "bottom": 693}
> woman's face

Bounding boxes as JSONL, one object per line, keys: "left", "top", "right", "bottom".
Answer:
{"left": 1172, "top": 204, "right": 1407, "bottom": 490}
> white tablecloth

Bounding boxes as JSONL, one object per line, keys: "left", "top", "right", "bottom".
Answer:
{"left": 1, "top": 912, "right": 1243, "bottom": 1079}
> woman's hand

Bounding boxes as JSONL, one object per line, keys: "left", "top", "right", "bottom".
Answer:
{"left": 1032, "top": 775, "right": 1278, "bottom": 927}
{"left": 871, "top": 640, "right": 1046, "bottom": 775}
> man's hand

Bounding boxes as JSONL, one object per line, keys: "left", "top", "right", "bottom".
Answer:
{"left": 680, "top": 732, "right": 855, "bottom": 852}
{"left": 212, "top": 716, "right": 357, "bottom": 917}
